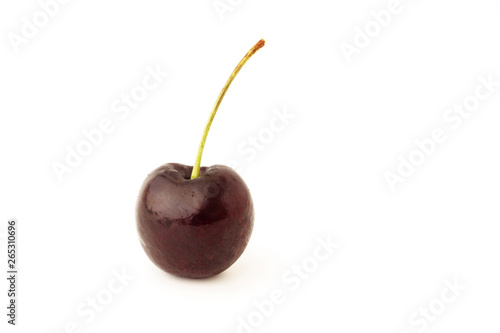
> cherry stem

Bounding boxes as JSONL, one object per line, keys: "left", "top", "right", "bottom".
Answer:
{"left": 190, "top": 39, "right": 265, "bottom": 179}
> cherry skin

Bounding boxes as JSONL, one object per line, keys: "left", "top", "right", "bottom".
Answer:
{"left": 136, "top": 163, "right": 254, "bottom": 278}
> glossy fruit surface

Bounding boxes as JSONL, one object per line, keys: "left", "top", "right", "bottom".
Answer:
{"left": 136, "top": 163, "right": 254, "bottom": 278}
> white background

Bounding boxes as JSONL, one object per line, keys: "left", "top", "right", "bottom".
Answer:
{"left": 1, "top": 0, "right": 500, "bottom": 332}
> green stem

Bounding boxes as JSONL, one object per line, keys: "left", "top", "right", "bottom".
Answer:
{"left": 190, "top": 39, "right": 265, "bottom": 179}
